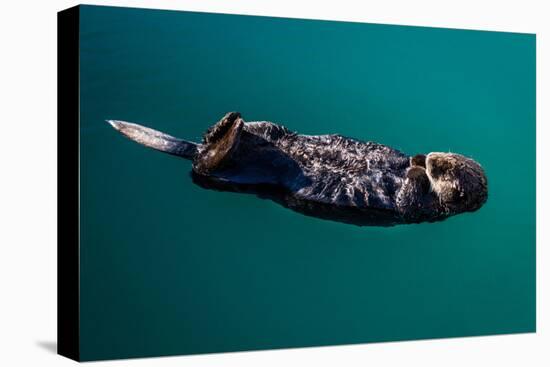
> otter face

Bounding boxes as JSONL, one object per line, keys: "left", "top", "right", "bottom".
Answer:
{"left": 425, "top": 152, "right": 488, "bottom": 213}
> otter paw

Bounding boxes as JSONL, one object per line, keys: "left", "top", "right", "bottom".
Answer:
{"left": 194, "top": 112, "right": 244, "bottom": 174}
{"left": 203, "top": 112, "right": 242, "bottom": 144}
{"left": 406, "top": 166, "right": 431, "bottom": 194}
{"left": 410, "top": 154, "right": 427, "bottom": 168}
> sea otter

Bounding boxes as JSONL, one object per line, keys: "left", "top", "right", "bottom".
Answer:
{"left": 108, "top": 112, "right": 488, "bottom": 226}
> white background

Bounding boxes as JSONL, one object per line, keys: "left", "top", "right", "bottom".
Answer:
{"left": 0, "top": 0, "right": 547, "bottom": 365}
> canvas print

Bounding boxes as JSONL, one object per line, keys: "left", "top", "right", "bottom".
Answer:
{"left": 58, "top": 4, "right": 536, "bottom": 361}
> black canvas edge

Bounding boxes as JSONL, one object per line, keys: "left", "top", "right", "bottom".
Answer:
{"left": 57, "top": 5, "right": 81, "bottom": 362}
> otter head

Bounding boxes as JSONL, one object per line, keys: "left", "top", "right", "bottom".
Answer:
{"left": 425, "top": 152, "right": 488, "bottom": 213}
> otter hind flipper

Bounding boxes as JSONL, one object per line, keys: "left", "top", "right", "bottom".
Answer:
{"left": 107, "top": 120, "right": 198, "bottom": 159}
{"left": 193, "top": 112, "right": 244, "bottom": 174}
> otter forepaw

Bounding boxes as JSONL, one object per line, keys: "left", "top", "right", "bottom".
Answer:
{"left": 406, "top": 166, "right": 431, "bottom": 193}
{"left": 410, "top": 154, "right": 427, "bottom": 168}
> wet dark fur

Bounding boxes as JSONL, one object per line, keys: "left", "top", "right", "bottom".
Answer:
{"left": 109, "top": 112, "right": 488, "bottom": 226}
{"left": 190, "top": 112, "right": 487, "bottom": 225}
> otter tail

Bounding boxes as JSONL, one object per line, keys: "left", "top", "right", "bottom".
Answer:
{"left": 107, "top": 120, "right": 198, "bottom": 160}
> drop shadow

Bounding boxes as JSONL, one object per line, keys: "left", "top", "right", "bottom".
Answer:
{"left": 36, "top": 340, "right": 57, "bottom": 354}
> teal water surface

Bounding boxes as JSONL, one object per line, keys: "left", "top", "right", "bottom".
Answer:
{"left": 78, "top": 5, "right": 536, "bottom": 361}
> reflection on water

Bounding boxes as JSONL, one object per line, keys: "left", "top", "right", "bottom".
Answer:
{"left": 191, "top": 172, "right": 403, "bottom": 227}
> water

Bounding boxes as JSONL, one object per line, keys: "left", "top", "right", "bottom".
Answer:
{"left": 78, "top": 5, "right": 535, "bottom": 361}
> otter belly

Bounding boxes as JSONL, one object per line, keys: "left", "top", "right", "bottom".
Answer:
{"left": 270, "top": 133, "right": 410, "bottom": 210}
{"left": 291, "top": 166, "right": 407, "bottom": 210}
